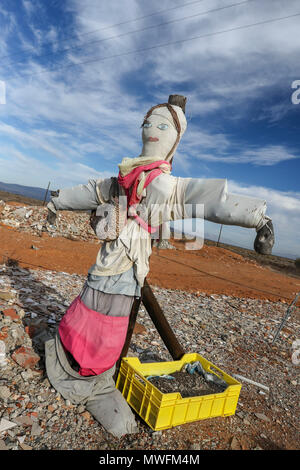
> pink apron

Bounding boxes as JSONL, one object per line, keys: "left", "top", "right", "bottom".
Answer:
{"left": 59, "top": 296, "right": 129, "bottom": 376}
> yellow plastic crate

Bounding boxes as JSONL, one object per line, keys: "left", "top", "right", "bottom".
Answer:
{"left": 116, "top": 353, "right": 242, "bottom": 431}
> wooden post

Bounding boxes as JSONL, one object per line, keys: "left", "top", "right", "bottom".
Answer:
{"left": 113, "top": 279, "right": 185, "bottom": 382}
{"left": 113, "top": 295, "right": 143, "bottom": 381}
{"left": 142, "top": 279, "right": 185, "bottom": 360}
{"left": 168, "top": 94, "right": 187, "bottom": 113}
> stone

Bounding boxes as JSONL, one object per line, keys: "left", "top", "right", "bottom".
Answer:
{"left": 0, "top": 291, "right": 14, "bottom": 301}
{"left": 2, "top": 308, "right": 19, "bottom": 320}
{"left": 21, "top": 369, "right": 34, "bottom": 381}
{"left": 133, "top": 322, "right": 147, "bottom": 335}
{"left": 14, "top": 416, "right": 34, "bottom": 427}
{"left": 19, "top": 442, "right": 33, "bottom": 450}
{"left": 77, "top": 405, "right": 85, "bottom": 414}
{"left": 0, "top": 327, "right": 8, "bottom": 340}
{"left": 254, "top": 413, "right": 271, "bottom": 423}
{"left": 11, "top": 325, "right": 26, "bottom": 345}
{"left": 0, "top": 418, "right": 17, "bottom": 433}
{"left": 11, "top": 346, "right": 40, "bottom": 369}
{"left": 0, "top": 385, "right": 11, "bottom": 399}
{"left": 240, "top": 436, "right": 250, "bottom": 451}
{"left": 31, "top": 422, "right": 42, "bottom": 436}
{"left": 80, "top": 411, "right": 91, "bottom": 421}
{"left": 0, "top": 439, "right": 8, "bottom": 450}
{"left": 13, "top": 207, "right": 27, "bottom": 218}
{"left": 230, "top": 436, "right": 241, "bottom": 450}
{"left": 190, "top": 443, "right": 201, "bottom": 450}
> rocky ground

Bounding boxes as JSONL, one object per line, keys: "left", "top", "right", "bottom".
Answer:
{"left": 0, "top": 199, "right": 97, "bottom": 242}
{"left": 0, "top": 262, "right": 299, "bottom": 450}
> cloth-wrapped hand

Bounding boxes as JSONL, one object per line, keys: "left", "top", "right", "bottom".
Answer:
{"left": 254, "top": 219, "right": 274, "bottom": 255}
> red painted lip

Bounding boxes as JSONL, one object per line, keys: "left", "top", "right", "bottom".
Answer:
{"left": 148, "top": 137, "right": 159, "bottom": 142}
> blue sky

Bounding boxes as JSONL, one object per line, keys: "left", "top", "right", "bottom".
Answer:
{"left": 0, "top": 0, "right": 300, "bottom": 258}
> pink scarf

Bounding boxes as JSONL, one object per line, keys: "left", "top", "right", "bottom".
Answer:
{"left": 118, "top": 160, "right": 170, "bottom": 233}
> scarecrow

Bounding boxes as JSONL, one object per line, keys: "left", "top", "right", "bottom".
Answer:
{"left": 44, "top": 95, "right": 274, "bottom": 438}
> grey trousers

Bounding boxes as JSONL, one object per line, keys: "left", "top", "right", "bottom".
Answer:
{"left": 45, "top": 333, "right": 138, "bottom": 438}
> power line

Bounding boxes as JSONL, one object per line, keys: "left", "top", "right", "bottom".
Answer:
{"left": 0, "top": 0, "right": 208, "bottom": 62}
{"left": 4, "top": 0, "right": 254, "bottom": 68}
{"left": 8, "top": 10, "right": 300, "bottom": 81}
{"left": 156, "top": 253, "right": 300, "bottom": 303}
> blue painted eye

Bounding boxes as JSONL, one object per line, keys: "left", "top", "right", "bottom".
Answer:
{"left": 157, "top": 123, "right": 169, "bottom": 130}
{"left": 143, "top": 122, "right": 152, "bottom": 128}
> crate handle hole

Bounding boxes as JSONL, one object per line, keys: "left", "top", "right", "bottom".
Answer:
{"left": 134, "top": 373, "right": 146, "bottom": 386}
{"left": 208, "top": 365, "right": 224, "bottom": 380}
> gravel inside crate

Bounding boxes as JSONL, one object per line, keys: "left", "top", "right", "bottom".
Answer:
{"left": 148, "top": 371, "right": 226, "bottom": 397}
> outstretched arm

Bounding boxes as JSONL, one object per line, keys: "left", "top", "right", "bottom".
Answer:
{"left": 184, "top": 178, "right": 274, "bottom": 254}
{"left": 46, "top": 178, "right": 115, "bottom": 224}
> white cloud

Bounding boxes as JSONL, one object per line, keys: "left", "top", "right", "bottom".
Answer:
{"left": 228, "top": 180, "right": 300, "bottom": 214}
{"left": 196, "top": 144, "right": 299, "bottom": 166}
{"left": 0, "top": 147, "right": 111, "bottom": 189}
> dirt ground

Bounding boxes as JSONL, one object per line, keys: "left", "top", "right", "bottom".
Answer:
{"left": 0, "top": 216, "right": 299, "bottom": 305}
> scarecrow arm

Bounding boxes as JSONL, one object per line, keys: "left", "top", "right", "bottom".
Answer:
{"left": 183, "top": 178, "right": 274, "bottom": 254}
{"left": 46, "top": 178, "right": 116, "bottom": 214}
{"left": 184, "top": 178, "right": 269, "bottom": 229}
{"left": 143, "top": 173, "right": 269, "bottom": 230}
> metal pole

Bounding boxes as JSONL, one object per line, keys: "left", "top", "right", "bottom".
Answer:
{"left": 272, "top": 292, "right": 300, "bottom": 344}
{"left": 43, "top": 182, "right": 51, "bottom": 206}
{"left": 217, "top": 224, "right": 223, "bottom": 247}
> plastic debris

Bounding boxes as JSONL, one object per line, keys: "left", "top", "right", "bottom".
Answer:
{"left": 232, "top": 373, "right": 270, "bottom": 392}
{"left": 146, "top": 374, "right": 175, "bottom": 381}
{"left": 184, "top": 361, "right": 228, "bottom": 389}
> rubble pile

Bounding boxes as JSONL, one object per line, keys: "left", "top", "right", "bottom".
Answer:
{"left": 0, "top": 262, "right": 299, "bottom": 450}
{"left": 0, "top": 201, "right": 98, "bottom": 242}
{"left": 152, "top": 239, "right": 176, "bottom": 250}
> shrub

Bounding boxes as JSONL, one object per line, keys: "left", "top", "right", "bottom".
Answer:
{"left": 295, "top": 258, "right": 300, "bottom": 270}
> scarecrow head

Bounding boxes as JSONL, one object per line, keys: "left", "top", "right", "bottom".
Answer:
{"left": 141, "top": 95, "right": 187, "bottom": 165}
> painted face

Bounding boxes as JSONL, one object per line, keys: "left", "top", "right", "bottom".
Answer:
{"left": 141, "top": 113, "right": 178, "bottom": 159}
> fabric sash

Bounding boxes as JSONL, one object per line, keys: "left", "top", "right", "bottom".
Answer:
{"left": 118, "top": 159, "right": 170, "bottom": 233}
{"left": 59, "top": 296, "right": 129, "bottom": 376}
